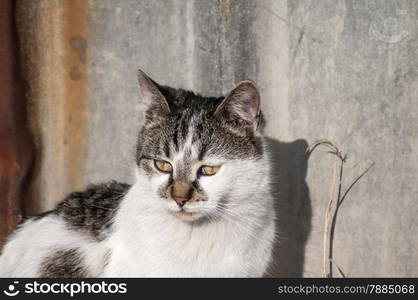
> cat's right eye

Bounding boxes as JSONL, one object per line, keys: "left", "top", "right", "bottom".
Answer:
{"left": 199, "top": 165, "right": 221, "bottom": 176}
{"left": 154, "top": 160, "right": 173, "bottom": 173}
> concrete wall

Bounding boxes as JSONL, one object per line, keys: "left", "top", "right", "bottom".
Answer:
{"left": 17, "top": 0, "right": 418, "bottom": 277}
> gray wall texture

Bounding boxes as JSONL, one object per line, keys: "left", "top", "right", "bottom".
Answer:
{"left": 17, "top": 0, "right": 418, "bottom": 277}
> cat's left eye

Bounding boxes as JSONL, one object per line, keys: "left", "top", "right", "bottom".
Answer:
{"left": 200, "top": 165, "right": 221, "bottom": 176}
{"left": 154, "top": 160, "right": 173, "bottom": 173}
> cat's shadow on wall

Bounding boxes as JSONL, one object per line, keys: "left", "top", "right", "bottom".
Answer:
{"left": 265, "top": 137, "right": 312, "bottom": 277}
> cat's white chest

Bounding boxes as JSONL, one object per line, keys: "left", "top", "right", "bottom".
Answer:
{"left": 102, "top": 223, "right": 249, "bottom": 277}
{"left": 104, "top": 245, "right": 242, "bottom": 277}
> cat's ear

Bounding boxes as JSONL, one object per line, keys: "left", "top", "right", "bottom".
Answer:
{"left": 137, "top": 69, "right": 170, "bottom": 120}
{"left": 215, "top": 80, "right": 261, "bottom": 132}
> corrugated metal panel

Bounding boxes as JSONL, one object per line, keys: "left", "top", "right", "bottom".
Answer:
{"left": 17, "top": 0, "right": 89, "bottom": 214}
{"left": 0, "top": 0, "right": 34, "bottom": 247}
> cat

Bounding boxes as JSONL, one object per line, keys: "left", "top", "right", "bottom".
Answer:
{"left": 0, "top": 70, "right": 276, "bottom": 277}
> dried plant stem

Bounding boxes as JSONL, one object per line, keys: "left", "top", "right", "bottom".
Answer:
{"left": 306, "top": 139, "right": 344, "bottom": 278}
{"left": 331, "top": 258, "right": 347, "bottom": 278}
{"left": 322, "top": 156, "right": 339, "bottom": 277}
{"left": 307, "top": 139, "right": 374, "bottom": 278}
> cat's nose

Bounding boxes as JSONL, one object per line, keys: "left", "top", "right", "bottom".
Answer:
{"left": 171, "top": 182, "right": 192, "bottom": 207}
{"left": 173, "top": 196, "right": 188, "bottom": 207}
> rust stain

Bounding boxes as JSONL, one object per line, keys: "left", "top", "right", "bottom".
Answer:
{"left": 0, "top": 0, "right": 35, "bottom": 248}
{"left": 220, "top": 0, "right": 231, "bottom": 23}
{"left": 0, "top": 152, "right": 22, "bottom": 178}
{"left": 69, "top": 35, "right": 87, "bottom": 64}
{"left": 17, "top": 0, "right": 90, "bottom": 215}
{"left": 70, "top": 65, "right": 82, "bottom": 81}
{"left": 61, "top": 0, "right": 89, "bottom": 196}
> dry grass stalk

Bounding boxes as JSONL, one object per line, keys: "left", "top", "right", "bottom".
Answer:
{"left": 306, "top": 139, "right": 344, "bottom": 278}
{"left": 331, "top": 258, "right": 346, "bottom": 278}
{"left": 306, "top": 139, "right": 374, "bottom": 278}
{"left": 323, "top": 157, "right": 338, "bottom": 277}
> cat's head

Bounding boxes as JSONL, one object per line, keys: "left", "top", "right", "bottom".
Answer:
{"left": 135, "top": 70, "right": 268, "bottom": 222}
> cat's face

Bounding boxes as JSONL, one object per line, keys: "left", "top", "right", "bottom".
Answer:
{"left": 135, "top": 70, "right": 265, "bottom": 222}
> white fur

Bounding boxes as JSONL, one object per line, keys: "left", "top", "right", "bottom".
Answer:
{"left": 0, "top": 216, "right": 108, "bottom": 277}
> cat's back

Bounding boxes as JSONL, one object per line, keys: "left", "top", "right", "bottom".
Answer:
{"left": 55, "top": 181, "right": 130, "bottom": 240}
{"left": 0, "top": 181, "right": 130, "bottom": 277}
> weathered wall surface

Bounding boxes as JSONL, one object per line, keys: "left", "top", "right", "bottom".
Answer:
{"left": 16, "top": 0, "right": 418, "bottom": 276}
{"left": 17, "top": 0, "right": 89, "bottom": 214}
{"left": 0, "top": 0, "right": 34, "bottom": 248}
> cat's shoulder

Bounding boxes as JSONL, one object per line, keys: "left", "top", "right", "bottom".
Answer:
{"left": 56, "top": 181, "right": 131, "bottom": 239}
{"left": 29, "top": 181, "right": 131, "bottom": 240}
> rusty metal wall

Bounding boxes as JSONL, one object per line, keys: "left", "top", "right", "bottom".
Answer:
{"left": 11, "top": 0, "right": 418, "bottom": 276}
{"left": 0, "top": 0, "right": 34, "bottom": 248}
{"left": 17, "top": 0, "right": 89, "bottom": 214}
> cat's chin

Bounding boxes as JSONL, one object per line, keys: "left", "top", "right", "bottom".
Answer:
{"left": 174, "top": 210, "right": 202, "bottom": 222}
